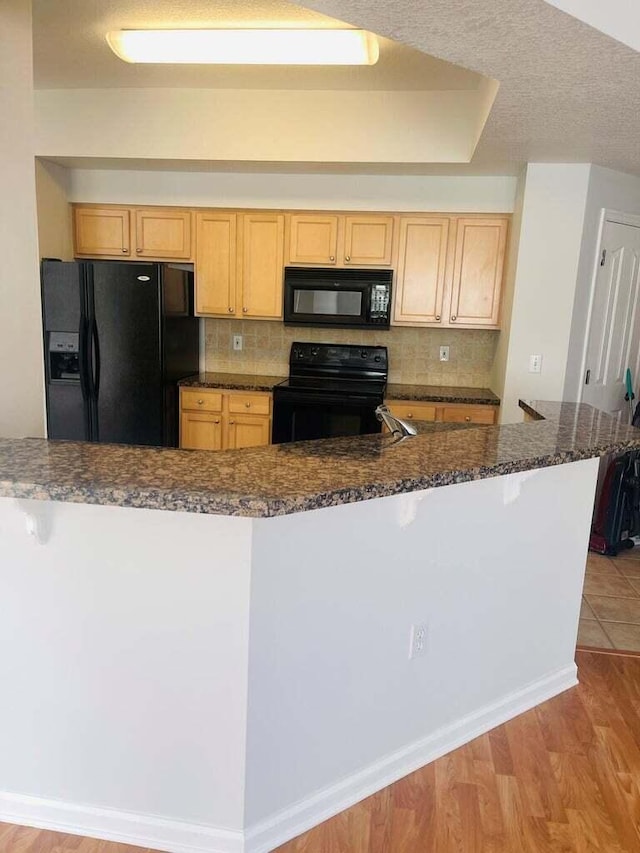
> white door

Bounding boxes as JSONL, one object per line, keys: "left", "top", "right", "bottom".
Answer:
{"left": 582, "top": 219, "right": 640, "bottom": 421}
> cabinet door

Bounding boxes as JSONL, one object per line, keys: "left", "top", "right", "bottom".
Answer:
{"left": 449, "top": 218, "right": 508, "bottom": 328}
{"left": 439, "top": 404, "right": 497, "bottom": 424}
{"left": 74, "top": 207, "right": 131, "bottom": 257}
{"left": 240, "top": 214, "right": 285, "bottom": 319}
{"left": 343, "top": 215, "right": 394, "bottom": 266}
{"left": 180, "top": 412, "right": 223, "bottom": 450}
{"left": 287, "top": 214, "right": 339, "bottom": 265}
{"left": 393, "top": 217, "right": 449, "bottom": 325}
{"left": 135, "top": 209, "right": 192, "bottom": 259}
{"left": 226, "top": 414, "right": 271, "bottom": 450}
{"left": 195, "top": 212, "right": 237, "bottom": 316}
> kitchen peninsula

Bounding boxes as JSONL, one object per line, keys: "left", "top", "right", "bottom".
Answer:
{"left": 1, "top": 402, "right": 638, "bottom": 853}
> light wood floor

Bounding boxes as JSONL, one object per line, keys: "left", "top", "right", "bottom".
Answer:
{"left": 2, "top": 650, "right": 640, "bottom": 853}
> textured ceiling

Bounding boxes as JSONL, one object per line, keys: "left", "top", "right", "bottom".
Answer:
{"left": 33, "top": 0, "right": 640, "bottom": 176}
{"left": 32, "top": 0, "right": 483, "bottom": 92}
{"left": 302, "top": 0, "right": 640, "bottom": 175}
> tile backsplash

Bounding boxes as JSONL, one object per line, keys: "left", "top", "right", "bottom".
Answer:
{"left": 204, "top": 319, "right": 499, "bottom": 387}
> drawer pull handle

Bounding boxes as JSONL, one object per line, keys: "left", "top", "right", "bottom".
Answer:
{"left": 465, "top": 416, "right": 471, "bottom": 422}
{"left": 197, "top": 399, "right": 204, "bottom": 405}
{"left": 245, "top": 402, "right": 251, "bottom": 408}
{"left": 407, "top": 413, "right": 413, "bottom": 418}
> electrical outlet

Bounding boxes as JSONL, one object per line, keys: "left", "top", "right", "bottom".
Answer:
{"left": 529, "top": 354, "right": 542, "bottom": 374}
{"left": 233, "top": 335, "right": 243, "bottom": 352}
{"left": 409, "top": 623, "right": 428, "bottom": 659}
{"left": 439, "top": 346, "right": 450, "bottom": 362}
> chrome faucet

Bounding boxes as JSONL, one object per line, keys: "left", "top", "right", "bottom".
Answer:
{"left": 375, "top": 405, "right": 418, "bottom": 438}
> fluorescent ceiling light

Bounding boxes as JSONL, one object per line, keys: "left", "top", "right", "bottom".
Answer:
{"left": 106, "top": 29, "right": 379, "bottom": 65}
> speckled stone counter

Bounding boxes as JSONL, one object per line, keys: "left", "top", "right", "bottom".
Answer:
{"left": 1, "top": 401, "right": 639, "bottom": 518}
{"left": 178, "top": 372, "right": 286, "bottom": 392}
{"left": 385, "top": 383, "right": 500, "bottom": 406}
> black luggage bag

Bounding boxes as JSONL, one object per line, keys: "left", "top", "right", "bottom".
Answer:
{"left": 589, "top": 450, "right": 640, "bottom": 555}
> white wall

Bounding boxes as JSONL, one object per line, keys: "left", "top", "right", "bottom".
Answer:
{"left": 0, "top": 0, "right": 45, "bottom": 438}
{"left": 490, "top": 167, "right": 526, "bottom": 401}
{"left": 563, "top": 165, "right": 640, "bottom": 402}
{"left": 499, "top": 163, "right": 591, "bottom": 423}
{"left": 35, "top": 88, "right": 495, "bottom": 166}
{"left": 68, "top": 168, "right": 517, "bottom": 213}
{"left": 35, "top": 159, "right": 73, "bottom": 260}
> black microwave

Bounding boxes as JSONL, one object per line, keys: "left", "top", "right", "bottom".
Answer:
{"left": 283, "top": 267, "right": 392, "bottom": 329}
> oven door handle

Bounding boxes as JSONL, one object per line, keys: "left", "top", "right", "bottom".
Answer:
{"left": 274, "top": 391, "right": 379, "bottom": 406}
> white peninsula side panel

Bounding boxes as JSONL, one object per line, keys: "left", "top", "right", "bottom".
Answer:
{"left": 244, "top": 459, "right": 599, "bottom": 850}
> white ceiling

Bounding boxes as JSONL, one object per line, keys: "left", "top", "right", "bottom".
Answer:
{"left": 32, "top": 0, "right": 483, "bottom": 92}
{"left": 32, "top": 0, "right": 640, "bottom": 176}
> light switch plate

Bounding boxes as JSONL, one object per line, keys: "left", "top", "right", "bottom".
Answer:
{"left": 529, "top": 354, "right": 542, "bottom": 373}
{"left": 233, "top": 335, "right": 243, "bottom": 352}
{"left": 439, "top": 346, "right": 450, "bottom": 362}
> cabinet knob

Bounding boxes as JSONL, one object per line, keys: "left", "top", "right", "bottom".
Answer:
{"left": 245, "top": 402, "right": 251, "bottom": 408}
{"left": 229, "top": 420, "right": 235, "bottom": 425}
{"left": 136, "top": 248, "right": 142, "bottom": 253}
{"left": 407, "top": 413, "right": 413, "bottom": 419}
{"left": 329, "top": 255, "right": 335, "bottom": 261}
{"left": 228, "top": 307, "right": 234, "bottom": 313}
{"left": 214, "top": 419, "right": 220, "bottom": 424}
{"left": 345, "top": 255, "right": 351, "bottom": 262}
{"left": 435, "top": 314, "right": 441, "bottom": 321}
{"left": 243, "top": 307, "right": 248, "bottom": 313}
{"left": 121, "top": 248, "right": 127, "bottom": 253}
{"left": 451, "top": 315, "right": 457, "bottom": 321}
{"left": 465, "top": 416, "right": 471, "bottom": 422}
{"left": 197, "top": 399, "right": 204, "bottom": 405}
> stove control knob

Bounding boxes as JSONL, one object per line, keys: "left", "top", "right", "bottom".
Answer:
{"left": 374, "top": 355, "right": 381, "bottom": 362}
{"left": 361, "top": 350, "right": 368, "bottom": 358}
{"left": 311, "top": 347, "right": 319, "bottom": 356}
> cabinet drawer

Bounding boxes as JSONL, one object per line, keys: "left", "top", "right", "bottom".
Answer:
{"left": 440, "top": 405, "right": 497, "bottom": 424}
{"left": 181, "top": 389, "right": 223, "bottom": 413}
{"left": 385, "top": 401, "right": 437, "bottom": 422}
{"left": 227, "top": 392, "right": 271, "bottom": 416}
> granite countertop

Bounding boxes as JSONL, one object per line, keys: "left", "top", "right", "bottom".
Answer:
{"left": 178, "top": 372, "right": 287, "bottom": 392}
{"left": 1, "top": 401, "right": 639, "bottom": 518}
{"left": 179, "top": 374, "right": 500, "bottom": 406}
{"left": 385, "top": 383, "right": 500, "bottom": 406}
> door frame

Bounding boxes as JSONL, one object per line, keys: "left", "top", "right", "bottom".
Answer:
{"left": 577, "top": 208, "right": 640, "bottom": 404}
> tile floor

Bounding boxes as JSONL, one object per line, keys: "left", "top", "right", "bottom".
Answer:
{"left": 577, "top": 546, "right": 640, "bottom": 651}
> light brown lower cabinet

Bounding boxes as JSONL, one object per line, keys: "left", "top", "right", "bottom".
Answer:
{"left": 180, "top": 388, "right": 272, "bottom": 450}
{"left": 384, "top": 399, "right": 498, "bottom": 425}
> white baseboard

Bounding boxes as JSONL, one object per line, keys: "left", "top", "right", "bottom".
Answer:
{"left": 0, "top": 664, "right": 576, "bottom": 853}
{"left": 0, "top": 792, "right": 243, "bottom": 853}
{"left": 245, "top": 663, "right": 577, "bottom": 853}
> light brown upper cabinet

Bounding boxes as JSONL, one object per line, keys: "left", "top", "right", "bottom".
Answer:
{"left": 286, "top": 213, "right": 394, "bottom": 267}
{"left": 74, "top": 206, "right": 131, "bottom": 257}
{"left": 449, "top": 218, "right": 508, "bottom": 327}
{"left": 195, "top": 211, "right": 237, "bottom": 316}
{"left": 195, "top": 211, "right": 285, "bottom": 319}
{"left": 73, "top": 204, "right": 192, "bottom": 261}
{"left": 393, "top": 217, "right": 450, "bottom": 325}
{"left": 240, "top": 213, "right": 285, "bottom": 318}
{"left": 392, "top": 214, "right": 509, "bottom": 329}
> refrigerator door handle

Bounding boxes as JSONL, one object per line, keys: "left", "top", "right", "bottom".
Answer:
{"left": 78, "top": 315, "right": 92, "bottom": 401}
{"left": 91, "top": 317, "right": 101, "bottom": 398}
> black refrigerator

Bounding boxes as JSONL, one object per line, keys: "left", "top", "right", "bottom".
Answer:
{"left": 41, "top": 260, "right": 199, "bottom": 447}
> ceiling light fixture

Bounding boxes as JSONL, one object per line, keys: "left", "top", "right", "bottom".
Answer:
{"left": 106, "top": 29, "right": 379, "bottom": 66}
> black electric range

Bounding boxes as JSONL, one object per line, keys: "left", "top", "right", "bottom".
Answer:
{"left": 272, "top": 342, "right": 388, "bottom": 444}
